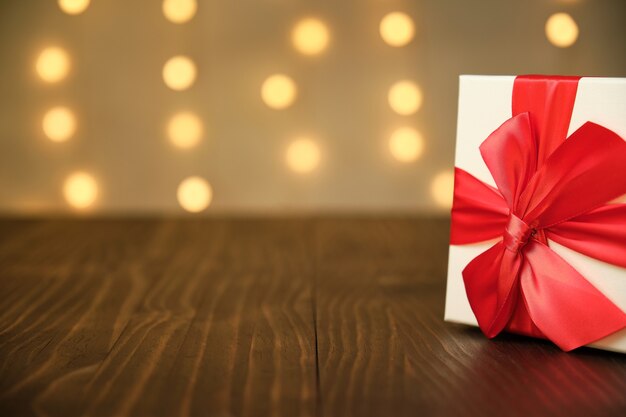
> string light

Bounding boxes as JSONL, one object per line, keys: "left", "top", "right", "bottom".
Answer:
{"left": 63, "top": 172, "right": 98, "bottom": 209}
{"left": 36, "top": 47, "right": 70, "bottom": 83}
{"left": 380, "top": 12, "right": 415, "bottom": 47}
{"left": 388, "top": 80, "right": 423, "bottom": 115}
{"left": 292, "top": 18, "right": 330, "bottom": 55}
{"left": 431, "top": 170, "right": 455, "bottom": 209}
{"left": 286, "top": 138, "right": 320, "bottom": 174}
{"left": 162, "top": 55, "right": 197, "bottom": 91}
{"left": 167, "top": 111, "right": 203, "bottom": 149}
{"left": 389, "top": 127, "right": 424, "bottom": 162}
{"left": 261, "top": 74, "right": 297, "bottom": 109}
{"left": 545, "top": 13, "right": 579, "bottom": 48}
{"left": 177, "top": 176, "right": 212, "bottom": 212}
{"left": 162, "top": 0, "right": 197, "bottom": 24}
{"left": 58, "top": 0, "right": 90, "bottom": 15}
{"left": 42, "top": 107, "right": 76, "bottom": 142}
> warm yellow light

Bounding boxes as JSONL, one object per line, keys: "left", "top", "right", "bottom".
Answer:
{"left": 261, "top": 74, "right": 297, "bottom": 109}
{"left": 58, "top": 0, "right": 90, "bottom": 15}
{"left": 167, "top": 111, "right": 203, "bottom": 149}
{"left": 431, "top": 170, "right": 455, "bottom": 209}
{"left": 36, "top": 47, "right": 70, "bottom": 83}
{"left": 63, "top": 172, "right": 98, "bottom": 210}
{"left": 545, "top": 13, "right": 579, "bottom": 48}
{"left": 389, "top": 127, "right": 424, "bottom": 162}
{"left": 162, "top": 0, "right": 197, "bottom": 24}
{"left": 42, "top": 107, "right": 76, "bottom": 142}
{"left": 286, "top": 138, "right": 320, "bottom": 174}
{"left": 388, "top": 80, "right": 423, "bottom": 115}
{"left": 379, "top": 12, "right": 415, "bottom": 47}
{"left": 177, "top": 176, "right": 212, "bottom": 212}
{"left": 291, "top": 18, "right": 330, "bottom": 56}
{"left": 163, "top": 55, "right": 197, "bottom": 91}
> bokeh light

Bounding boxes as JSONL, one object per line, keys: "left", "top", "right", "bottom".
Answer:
{"left": 167, "top": 111, "right": 203, "bottom": 149}
{"left": 545, "top": 13, "right": 579, "bottom": 47}
{"left": 36, "top": 47, "right": 70, "bottom": 83}
{"left": 63, "top": 172, "right": 98, "bottom": 209}
{"left": 42, "top": 106, "right": 76, "bottom": 142}
{"left": 389, "top": 127, "right": 424, "bottom": 162}
{"left": 286, "top": 138, "right": 321, "bottom": 174}
{"left": 162, "top": 55, "right": 197, "bottom": 91}
{"left": 261, "top": 74, "right": 297, "bottom": 109}
{"left": 291, "top": 18, "right": 330, "bottom": 55}
{"left": 431, "top": 170, "right": 455, "bottom": 209}
{"left": 380, "top": 12, "right": 415, "bottom": 47}
{"left": 177, "top": 176, "right": 212, "bottom": 212}
{"left": 388, "top": 80, "right": 423, "bottom": 115}
{"left": 58, "top": 0, "right": 90, "bottom": 15}
{"left": 162, "top": 0, "right": 197, "bottom": 24}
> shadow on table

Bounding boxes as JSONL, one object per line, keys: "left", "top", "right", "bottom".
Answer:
{"left": 443, "top": 323, "right": 626, "bottom": 416}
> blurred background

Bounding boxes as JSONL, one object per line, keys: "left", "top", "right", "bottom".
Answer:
{"left": 0, "top": 0, "right": 624, "bottom": 215}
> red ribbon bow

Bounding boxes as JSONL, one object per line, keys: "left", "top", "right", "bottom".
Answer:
{"left": 451, "top": 76, "right": 626, "bottom": 351}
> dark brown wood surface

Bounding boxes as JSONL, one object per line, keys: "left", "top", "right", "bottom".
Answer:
{"left": 0, "top": 218, "right": 624, "bottom": 417}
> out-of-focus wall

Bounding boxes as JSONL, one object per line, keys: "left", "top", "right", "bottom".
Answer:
{"left": 0, "top": 0, "right": 625, "bottom": 214}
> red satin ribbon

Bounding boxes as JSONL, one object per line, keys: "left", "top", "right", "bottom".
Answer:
{"left": 451, "top": 76, "right": 626, "bottom": 351}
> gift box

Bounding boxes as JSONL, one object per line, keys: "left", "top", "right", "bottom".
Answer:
{"left": 444, "top": 75, "right": 626, "bottom": 353}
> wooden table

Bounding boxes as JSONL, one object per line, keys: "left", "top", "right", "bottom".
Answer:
{"left": 0, "top": 218, "right": 624, "bottom": 417}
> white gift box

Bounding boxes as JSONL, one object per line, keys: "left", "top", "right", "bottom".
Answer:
{"left": 444, "top": 75, "right": 626, "bottom": 353}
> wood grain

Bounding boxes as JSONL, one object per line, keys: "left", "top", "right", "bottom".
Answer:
{"left": 314, "top": 217, "right": 626, "bottom": 417}
{"left": 0, "top": 217, "right": 625, "bottom": 417}
{"left": 0, "top": 219, "right": 317, "bottom": 417}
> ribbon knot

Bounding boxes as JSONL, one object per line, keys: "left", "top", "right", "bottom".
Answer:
{"left": 503, "top": 214, "right": 533, "bottom": 253}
